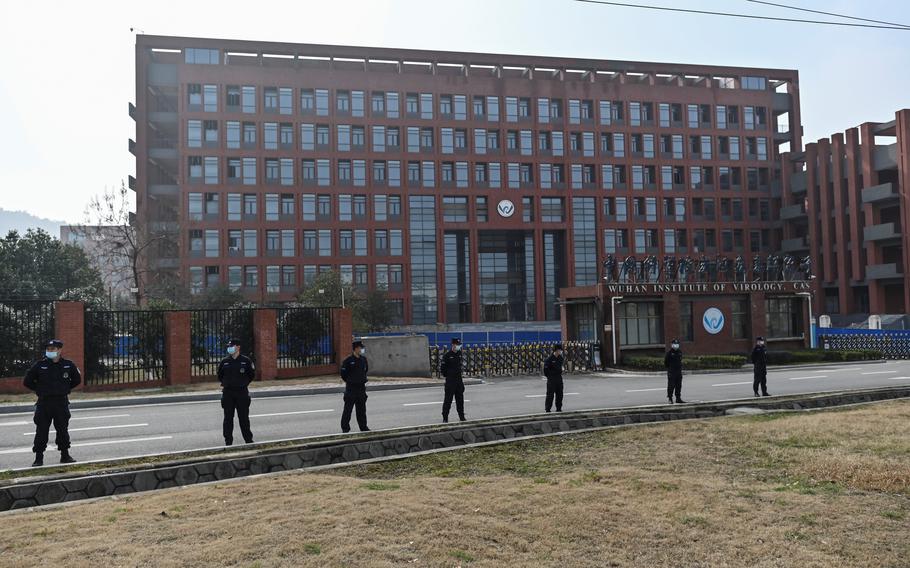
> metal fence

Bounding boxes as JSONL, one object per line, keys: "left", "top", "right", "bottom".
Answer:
{"left": 84, "top": 310, "right": 167, "bottom": 385}
{"left": 0, "top": 300, "right": 55, "bottom": 378}
{"left": 817, "top": 328, "right": 910, "bottom": 359}
{"left": 369, "top": 330, "right": 563, "bottom": 347}
{"left": 190, "top": 309, "right": 255, "bottom": 376}
{"left": 430, "top": 341, "right": 601, "bottom": 378}
{"left": 276, "top": 307, "right": 335, "bottom": 368}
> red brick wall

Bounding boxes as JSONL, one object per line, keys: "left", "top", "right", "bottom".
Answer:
{"left": 253, "top": 309, "right": 278, "bottom": 381}
{"left": 333, "top": 308, "right": 353, "bottom": 368}
{"left": 55, "top": 301, "right": 85, "bottom": 380}
{"left": 164, "top": 311, "right": 191, "bottom": 385}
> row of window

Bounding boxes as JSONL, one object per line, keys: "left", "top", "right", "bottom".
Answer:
{"left": 183, "top": 120, "right": 773, "bottom": 160}
{"left": 185, "top": 156, "right": 773, "bottom": 191}
{"left": 186, "top": 192, "right": 772, "bottom": 225}
{"left": 189, "top": 228, "right": 405, "bottom": 258}
{"left": 185, "top": 83, "right": 774, "bottom": 130}
{"left": 604, "top": 227, "right": 770, "bottom": 255}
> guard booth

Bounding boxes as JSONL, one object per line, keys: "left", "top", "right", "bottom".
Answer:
{"left": 560, "top": 279, "right": 813, "bottom": 366}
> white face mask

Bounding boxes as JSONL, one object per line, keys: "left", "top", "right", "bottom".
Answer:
{"left": 758, "top": 341, "right": 764, "bottom": 346}
{"left": 453, "top": 344, "right": 462, "bottom": 352}
{"left": 671, "top": 343, "right": 680, "bottom": 350}
{"left": 359, "top": 348, "right": 366, "bottom": 355}
{"left": 227, "top": 346, "right": 237, "bottom": 355}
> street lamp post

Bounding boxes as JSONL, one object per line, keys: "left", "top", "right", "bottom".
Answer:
{"left": 797, "top": 291, "right": 814, "bottom": 348}
{"left": 611, "top": 296, "right": 624, "bottom": 366}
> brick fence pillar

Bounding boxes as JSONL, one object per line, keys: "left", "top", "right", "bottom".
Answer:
{"left": 253, "top": 309, "right": 277, "bottom": 381}
{"left": 332, "top": 308, "right": 353, "bottom": 369}
{"left": 54, "top": 301, "right": 85, "bottom": 377}
{"left": 165, "top": 311, "right": 191, "bottom": 385}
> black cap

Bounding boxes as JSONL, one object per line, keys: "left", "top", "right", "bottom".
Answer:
{"left": 352, "top": 340, "right": 364, "bottom": 350}
{"left": 671, "top": 338, "right": 680, "bottom": 343}
{"left": 553, "top": 343, "right": 564, "bottom": 351}
{"left": 227, "top": 338, "right": 242, "bottom": 346}
{"left": 756, "top": 336, "right": 765, "bottom": 341}
{"left": 451, "top": 338, "right": 462, "bottom": 345}
{"left": 45, "top": 339, "right": 63, "bottom": 348}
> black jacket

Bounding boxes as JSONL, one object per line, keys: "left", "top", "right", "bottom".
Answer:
{"left": 217, "top": 354, "right": 255, "bottom": 390}
{"left": 439, "top": 350, "right": 463, "bottom": 385}
{"left": 341, "top": 355, "right": 369, "bottom": 392}
{"left": 751, "top": 345, "right": 768, "bottom": 373}
{"left": 23, "top": 357, "right": 81, "bottom": 397}
{"left": 664, "top": 349, "right": 683, "bottom": 378}
{"left": 543, "top": 354, "right": 564, "bottom": 382}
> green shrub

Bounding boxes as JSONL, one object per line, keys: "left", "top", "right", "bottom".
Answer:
{"left": 622, "top": 354, "right": 746, "bottom": 370}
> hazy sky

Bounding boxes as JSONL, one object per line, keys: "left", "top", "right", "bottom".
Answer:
{"left": 1, "top": 0, "right": 908, "bottom": 223}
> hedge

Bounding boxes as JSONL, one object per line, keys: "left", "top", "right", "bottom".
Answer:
{"left": 622, "top": 354, "right": 747, "bottom": 371}
{"left": 622, "top": 349, "right": 882, "bottom": 370}
{"left": 764, "top": 349, "right": 882, "bottom": 365}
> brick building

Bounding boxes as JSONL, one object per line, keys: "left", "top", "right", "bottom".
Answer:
{"left": 779, "top": 109, "right": 910, "bottom": 319}
{"left": 131, "top": 35, "right": 801, "bottom": 330}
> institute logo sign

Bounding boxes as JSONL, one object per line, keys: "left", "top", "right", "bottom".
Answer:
{"left": 702, "top": 307, "right": 724, "bottom": 335}
{"left": 497, "top": 199, "right": 515, "bottom": 218}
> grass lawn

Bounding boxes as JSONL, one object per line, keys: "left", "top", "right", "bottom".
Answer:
{"left": 0, "top": 400, "right": 908, "bottom": 567}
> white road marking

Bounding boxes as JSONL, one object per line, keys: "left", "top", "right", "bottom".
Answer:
{"left": 887, "top": 376, "right": 910, "bottom": 381}
{"left": 0, "top": 435, "right": 173, "bottom": 455}
{"left": 402, "top": 400, "right": 471, "bottom": 407}
{"left": 23, "top": 423, "right": 149, "bottom": 435}
{"left": 0, "top": 413, "right": 131, "bottom": 428}
{"left": 625, "top": 388, "right": 666, "bottom": 392}
{"left": 861, "top": 370, "right": 898, "bottom": 375}
{"left": 250, "top": 409, "right": 333, "bottom": 418}
{"left": 525, "top": 393, "right": 580, "bottom": 398}
{"left": 815, "top": 367, "right": 862, "bottom": 373}
{"left": 712, "top": 381, "right": 753, "bottom": 387}
{"left": 788, "top": 375, "right": 828, "bottom": 381}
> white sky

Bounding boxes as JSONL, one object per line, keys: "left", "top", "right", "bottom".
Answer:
{"left": 1, "top": 0, "right": 908, "bottom": 223}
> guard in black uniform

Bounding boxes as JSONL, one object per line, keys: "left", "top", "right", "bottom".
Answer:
{"left": 217, "top": 338, "right": 255, "bottom": 446}
{"left": 440, "top": 338, "right": 466, "bottom": 422}
{"left": 23, "top": 339, "right": 81, "bottom": 466}
{"left": 544, "top": 343, "right": 565, "bottom": 412}
{"left": 340, "top": 341, "right": 370, "bottom": 433}
{"left": 664, "top": 338, "right": 684, "bottom": 404}
{"left": 751, "top": 336, "right": 770, "bottom": 397}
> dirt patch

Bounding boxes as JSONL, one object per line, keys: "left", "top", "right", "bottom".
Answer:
{"left": 0, "top": 400, "right": 908, "bottom": 567}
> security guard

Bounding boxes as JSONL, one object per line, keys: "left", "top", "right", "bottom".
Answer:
{"left": 752, "top": 336, "right": 770, "bottom": 397}
{"left": 543, "top": 343, "right": 565, "bottom": 412}
{"left": 440, "top": 338, "right": 466, "bottom": 422}
{"left": 217, "top": 338, "right": 255, "bottom": 446}
{"left": 340, "top": 341, "right": 370, "bottom": 433}
{"left": 664, "top": 338, "right": 685, "bottom": 404}
{"left": 23, "top": 339, "right": 81, "bottom": 466}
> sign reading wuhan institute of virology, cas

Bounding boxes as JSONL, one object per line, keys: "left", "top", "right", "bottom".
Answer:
{"left": 703, "top": 307, "right": 724, "bottom": 334}
{"left": 603, "top": 280, "right": 814, "bottom": 295}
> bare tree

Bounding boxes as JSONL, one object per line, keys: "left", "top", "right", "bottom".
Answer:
{"left": 78, "top": 182, "right": 165, "bottom": 306}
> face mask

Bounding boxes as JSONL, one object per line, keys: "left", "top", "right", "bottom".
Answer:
{"left": 359, "top": 348, "right": 366, "bottom": 355}
{"left": 45, "top": 351, "right": 59, "bottom": 359}
{"left": 671, "top": 344, "right": 680, "bottom": 350}
{"left": 227, "top": 346, "right": 237, "bottom": 355}
{"left": 758, "top": 341, "right": 764, "bottom": 346}
{"left": 555, "top": 351, "right": 563, "bottom": 357}
{"left": 453, "top": 345, "right": 462, "bottom": 352}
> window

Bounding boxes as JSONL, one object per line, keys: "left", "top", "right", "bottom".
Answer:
{"left": 336, "top": 90, "right": 350, "bottom": 112}
{"left": 243, "top": 194, "right": 257, "bottom": 217}
{"left": 541, "top": 198, "right": 565, "bottom": 222}
{"left": 202, "top": 85, "right": 217, "bottom": 112}
{"left": 227, "top": 193, "right": 241, "bottom": 221}
{"left": 318, "top": 230, "right": 332, "bottom": 257}
{"left": 226, "top": 121, "right": 240, "bottom": 149}
{"left": 454, "top": 95, "right": 467, "bottom": 120}
{"left": 386, "top": 92, "right": 400, "bottom": 118}
{"left": 523, "top": 197, "right": 534, "bottom": 222}
{"left": 618, "top": 302, "right": 663, "bottom": 346}
{"left": 679, "top": 301, "right": 693, "bottom": 341}
{"left": 317, "top": 159, "right": 330, "bottom": 186}
{"left": 265, "top": 194, "right": 279, "bottom": 221}
{"left": 300, "top": 89, "right": 315, "bottom": 112}
{"left": 315, "top": 89, "right": 329, "bottom": 116}
{"left": 337, "top": 125, "right": 351, "bottom": 151}
{"left": 278, "top": 87, "right": 292, "bottom": 114}
{"left": 442, "top": 196, "right": 468, "bottom": 222}
{"left": 185, "top": 48, "right": 219, "bottom": 64}
{"left": 351, "top": 90, "right": 364, "bottom": 117}
{"left": 766, "top": 298, "right": 803, "bottom": 338}
{"left": 731, "top": 299, "right": 749, "bottom": 339}
{"left": 187, "top": 120, "right": 202, "bottom": 148}
{"left": 476, "top": 196, "right": 488, "bottom": 222}
{"left": 204, "top": 157, "right": 218, "bottom": 184}
{"left": 204, "top": 229, "right": 219, "bottom": 258}
{"left": 420, "top": 93, "right": 433, "bottom": 119}
{"left": 741, "top": 76, "right": 767, "bottom": 90}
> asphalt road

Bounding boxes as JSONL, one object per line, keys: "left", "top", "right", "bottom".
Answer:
{"left": 2, "top": 360, "right": 909, "bottom": 471}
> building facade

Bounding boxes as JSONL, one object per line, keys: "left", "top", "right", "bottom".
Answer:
{"left": 132, "top": 35, "right": 801, "bottom": 326}
{"left": 780, "top": 109, "right": 910, "bottom": 318}
{"left": 60, "top": 225, "right": 136, "bottom": 304}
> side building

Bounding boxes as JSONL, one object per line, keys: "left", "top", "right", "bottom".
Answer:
{"left": 780, "top": 109, "right": 910, "bottom": 320}
{"left": 132, "top": 35, "right": 801, "bottom": 327}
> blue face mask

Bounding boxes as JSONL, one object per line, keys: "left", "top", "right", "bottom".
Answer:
{"left": 227, "top": 346, "right": 237, "bottom": 355}
{"left": 46, "top": 351, "right": 59, "bottom": 359}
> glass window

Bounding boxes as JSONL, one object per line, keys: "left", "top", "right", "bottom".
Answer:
{"left": 618, "top": 302, "right": 663, "bottom": 346}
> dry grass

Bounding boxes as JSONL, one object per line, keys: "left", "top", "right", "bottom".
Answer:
{"left": 1, "top": 400, "right": 909, "bottom": 567}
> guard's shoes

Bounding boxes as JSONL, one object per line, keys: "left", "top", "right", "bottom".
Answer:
{"left": 675, "top": 398, "right": 685, "bottom": 404}
{"left": 244, "top": 439, "right": 254, "bottom": 444}
{"left": 360, "top": 428, "right": 371, "bottom": 432}
{"left": 442, "top": 415, "right": 449, "bottom": 423}
{"left": 545, "top": 409, "right": 552, "bottom": 413}
{"left": 556, "top": 408, "right": 562, "bottom": 412}
{"left": 459, "top": 416, "right": 467, "bottom": 422}
{"left": 31, "top": 452, "right": 44, "bottom": 467}
{"left": 762, "top": 392, "right": 771, "bottom": 397}
{"left": 668, "top": 397, "right": 675, "bottom": 404}
{"left": 225, "top": 439, "right": 233, "bottom": 446}
{"left": 754, "top": 392, "right": 760, "bottom": 397}
{"left": 60, "top": 450, "right": 76, "bottom": 464}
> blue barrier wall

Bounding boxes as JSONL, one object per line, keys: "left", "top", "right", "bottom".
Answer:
{"left": 360, "top": 330, "right": 563, "bottom": 347}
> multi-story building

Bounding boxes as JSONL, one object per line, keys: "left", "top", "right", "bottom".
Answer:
{"left": 60, "top": 225, "right": 136, "bottom": 304}
{"left": 132, "top": 35, "right": 801, "bottom": 326}
{"left": 780, "top": 109, "right": 910, "bottom": 318}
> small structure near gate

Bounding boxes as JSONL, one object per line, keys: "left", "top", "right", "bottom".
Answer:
{"left": 359, "top": 335, "right": 431, "bottom": 378}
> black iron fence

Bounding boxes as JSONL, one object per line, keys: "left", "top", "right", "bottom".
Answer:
{"left": 430, "top": 341, "right": 601, "bottom": 378}
{"left": 190, "top": 309, "right": 255, "bottom": 376}
{"left": 818, "top": 330, "right": 910, "bottom": 359}
{"left": 83, "top": 310, "right": 167, "bottom": 385}
{"left": 276, "top": 307, "right": 335, "bottom": 368}
{"left": 0, "top": 300, "right": 55, "bottom": 378}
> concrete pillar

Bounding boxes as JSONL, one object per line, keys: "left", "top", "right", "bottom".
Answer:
{"left": 54, "top": 301, "right": 85, "bottom": 377}
{"left": 164, "top": 311, "right": 190, "bottom": 385}
{"left": 253, "top": 309, "right": 277, "bottom": 381}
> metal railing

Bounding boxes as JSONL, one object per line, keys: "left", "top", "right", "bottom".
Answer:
{"left": 190, "top": 309, "right": 254, "bottom": 376}
{"left": 276, "top": 307, "right": 335, "bottom": 368}
{"left": 817, "top": 329, "right": 910, "bottom": 359}
{"left": 0, "top": 300, "right": 55, "bottom": 378}
{"left": 84, "top": 310, "right": 166, "bottom": 385}
{"left": 430, "top": 341, "right": 601, "bottom": 378}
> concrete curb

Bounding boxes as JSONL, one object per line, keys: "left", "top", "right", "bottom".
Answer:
{"left": 1, "top": 384, "right": 907, "bottom": 512}
{"left": 0, "top": 379, "right": 484, "bottom": 415}
{"left": 599, "top": 359, "right": 888, "bottom": 376}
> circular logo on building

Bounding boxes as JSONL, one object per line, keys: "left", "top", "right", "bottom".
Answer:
{"left": 702, "top": 307, "right": 725, "bottom": 335}
{"left": 497, "top": 199, "right": 515, "bottom": 218}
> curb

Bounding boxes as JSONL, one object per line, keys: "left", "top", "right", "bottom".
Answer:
{"left": 1, "top": 385, "right": 907, "bottom": 512}
{"left": 0, "top": 379, "right": 484, "bottom": 415}
{"left": 598, "top": 359, "right": 889, "bottom": 376}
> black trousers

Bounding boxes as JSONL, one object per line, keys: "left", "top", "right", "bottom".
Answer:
{"left": 442, "top": 383, "right": 466, "bottom": 419}
{"left": 667, "top": 373, "right": 683, "bottom": 400}
{"left": 32, "top": 396, "right": 71, "bottom": 453}
{"left": 753, "top": 370, "right": 768, "bottom": 395}
{"left": 222, "top": 389, "right": 253, "bottom": 443}
{"left": 341, "top": 391, "right": 368, "bottom": 432}
{"left": 545, "top": 379, "right": 564, "bottom": 412}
